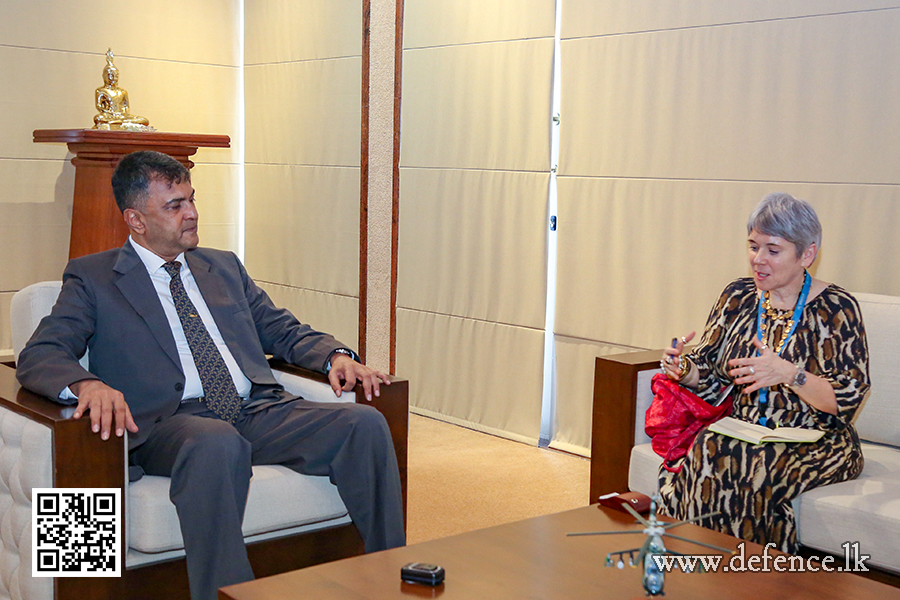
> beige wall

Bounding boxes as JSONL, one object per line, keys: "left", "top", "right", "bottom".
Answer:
{"left": 397, "top": 0, "right": 557, "bottom": 444}
{"left": 397, "top": 1, "right": 900, "bottom": 454}
{"left": 0, "top": 0, "right": 241, "bottom": 354}
{"left": 243, "top": 0, "right": 362, "bottom": 350}
{"left": 552, "top": 1, "right": 900, "bottom": 454}
{"left": 7, "top": 3, "right": 898, "bottom": 459}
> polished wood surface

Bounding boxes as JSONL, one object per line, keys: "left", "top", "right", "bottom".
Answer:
{"left": 590, "top": 350, "right": 661, "bottom": 501}
{"left": 33, "top": 129, "right": 231, "bottom": 148}
{"left": 220, "top": 504, "right": 899, "bottom": 600}
{"left": 33, "top": 128, "right": 230, "bottom": 260}
{"left": 2, "top": 362, "right": 407, "bottom": 600}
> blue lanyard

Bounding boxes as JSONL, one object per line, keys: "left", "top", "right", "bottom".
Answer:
{"left": 755, "top": 270, "right": 811, "bottom": 426}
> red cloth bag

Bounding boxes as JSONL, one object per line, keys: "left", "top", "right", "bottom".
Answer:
{"left": 645, "top": 373, "right": 732, "bottom": 473}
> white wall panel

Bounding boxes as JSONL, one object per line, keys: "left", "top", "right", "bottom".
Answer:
{"left": 401, "top": 39, "right": 554, "bottom": 171}
{"left": 786, "top": 186, "right": 900, "bottom": 295}
{"left": 190, "top": 164, "right": 241, "bottom": 226}
{"left": 555, "top": 178, "right": 748, "bottom": 349}
{"left": 127, "top": 61, "right": 239, "bottom": 156}
{"left": 397, "top": 168, "right": 548, "bottom": 329}
{"left": 562, "top": 0, "right": 900, "bottom": 39}
{"left": 244, "top": 164, "right": 359, "bottom": 297}
{"left": 0, "top": 201, "right": 71, "bottom": 289}
{"left": 196, "top": 226, "right": 238, "bottom": 256}
{"left": 0, "top": 47, "right": 105, "bottom": 159}
{"left": 257, "top": 282, "right": 358, "bottom": 353}
{"left": 399, "top": 10, "right": 557, "bottom": 441}
{"left": 244, "top": 58, "right": 361, "bottom": 167}
{"left": 552, "top": 336, "right": 640, "bottom": 457}
{"left": 244, "top": 2, "right": 362, "bottom": 354}
{"left": 0, "top": 159, "right": 74, "bottom": 206}
{"left": 187, "top": 161, "right": 239, "bottom": 272}
{"left": 560, "top": 10, "right": 900, "bottom": 184}
{"left": 404, "top": 0, "right": 555, "bottom": 49}
{"left": 245, "top": 0, "right": 361, "bottom": 64}
{"left": 396, "top": 308, "right": 544, "bottom": 444}
{"left": 0, "top": 292, "right": 12, "bottom": 354}
{"left": 0, "top": 0, "right": 239, "bottom": 66}
{"left": 0, "top": 39, "right": 239, "bottom": 164}
{"left": 190, "top": 163, "right": 240, "bottom": 264}
{"left": 555, "top": 177, "right": 900, "bottom": 350}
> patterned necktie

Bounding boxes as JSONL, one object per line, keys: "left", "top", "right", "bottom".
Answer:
{"left": 163, "top": 261, "right": 241, "bottom": 423}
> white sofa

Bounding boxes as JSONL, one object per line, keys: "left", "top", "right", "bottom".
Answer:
{"left": 590, "top": 291, "right": 900, "bottom": 575}
{"left": 3, "top": 281, "right": 408, "bottom": 600}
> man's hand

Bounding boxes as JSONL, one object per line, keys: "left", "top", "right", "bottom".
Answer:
{"left": 70, "top": 379, "right": 139, "bottom": 440}
{"left": 327, "top": 354, "right": 391, "bottom": 402}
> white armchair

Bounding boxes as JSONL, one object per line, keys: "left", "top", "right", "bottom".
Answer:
{"left": 3, "top": 282, "right": 408, "bottom": 600}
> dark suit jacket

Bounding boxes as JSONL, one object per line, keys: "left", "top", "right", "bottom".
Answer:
{"left": 16, "top": 242, "right": 347, "bottom": 449}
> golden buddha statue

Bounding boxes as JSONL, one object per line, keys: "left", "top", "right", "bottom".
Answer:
{"left": 93, "top": 49, "right": 150, "bottom": 130}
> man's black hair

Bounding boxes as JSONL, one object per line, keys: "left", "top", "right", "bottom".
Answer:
{"left": 111, "top": 151, "right": 191, "bottom": 213}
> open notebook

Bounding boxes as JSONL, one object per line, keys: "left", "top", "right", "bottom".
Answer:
{"left": 709, "top": 417, "right": 824, "bottom": 444}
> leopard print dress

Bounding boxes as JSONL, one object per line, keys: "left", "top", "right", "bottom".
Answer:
{"left": 657, "top": 277, "right": 869, "bottom": 553}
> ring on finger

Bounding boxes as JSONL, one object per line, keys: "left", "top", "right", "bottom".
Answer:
{"left": 749, "top": 366, "right": 755, "bottom": 375}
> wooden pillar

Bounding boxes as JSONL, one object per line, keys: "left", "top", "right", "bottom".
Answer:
{"left": 360, "top": 0, "right": 404, "bottom": 373}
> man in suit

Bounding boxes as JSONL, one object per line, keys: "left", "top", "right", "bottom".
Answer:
{"left": 17, "top": 150, "right": 405, "bottom": 600}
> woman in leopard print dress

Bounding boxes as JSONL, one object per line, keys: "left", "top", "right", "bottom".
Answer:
{"left": 657, "top": 193, "right": 869, "bottom": 553}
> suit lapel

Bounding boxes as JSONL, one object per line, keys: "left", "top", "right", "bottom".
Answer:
{"left": 186, "top": 250, "right": 247, "bottom": 371}
{"left": 113, "top": 242, "right": 182, "bottom": 369}
{"left": 185, "top": 250, "right": 229, "bottom": 322}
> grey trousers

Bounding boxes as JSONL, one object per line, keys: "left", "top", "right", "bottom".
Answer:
{"left": 130, "top": 398, "right": 405, "bottom": 600}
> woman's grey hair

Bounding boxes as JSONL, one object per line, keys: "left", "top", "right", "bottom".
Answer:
{"left": 747, "top": 193, "right": 822, "bottom": 258}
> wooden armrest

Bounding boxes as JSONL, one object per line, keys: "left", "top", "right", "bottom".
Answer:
{"left": 267, "top": 359, "right": 409, "bottom": 524}
{"left": 0, "top": 364, "right": 125, "bottom": 489}
{"left": 0, "top": 364, "right": 126, "bottom": 600}
{"left": 589, "top": 349, "right": 663, "bottom": 503}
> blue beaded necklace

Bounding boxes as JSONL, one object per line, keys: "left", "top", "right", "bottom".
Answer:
{"left": 755, "top": 270, "right": 811, "bottom": 427}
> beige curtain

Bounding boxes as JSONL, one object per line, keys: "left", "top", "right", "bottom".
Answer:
{"left": 397, "top": 1, "right": 556, "bottom": 443}
{"left": 243, "top": 0, "right": 362, "bottom": 347}
{"left": 552, "top": 2, "right": 900, "bottom": 455}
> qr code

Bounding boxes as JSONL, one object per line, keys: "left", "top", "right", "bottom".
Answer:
{"left": 32, "top": 488, "right": 121, "bottom": 577}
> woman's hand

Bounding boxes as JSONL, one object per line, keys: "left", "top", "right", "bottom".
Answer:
{"left": 727, "top": 337, "right": 795, "bottom": 394}
{"left": 727, "top": 337, "right": 839, "bottom": 415}
{"left": 660, "top": 331, "right": 696, "bottom": 383}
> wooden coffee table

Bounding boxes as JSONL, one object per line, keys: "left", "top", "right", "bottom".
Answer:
{"left": 219, "top": 505, "right": 900, "bottom": 599}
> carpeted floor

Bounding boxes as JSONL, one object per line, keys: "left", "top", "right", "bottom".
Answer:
{"left": 405, "top": 413, "right": 591, "bottom": 545}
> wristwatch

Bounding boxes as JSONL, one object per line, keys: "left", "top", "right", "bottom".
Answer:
{"left": 326, "top": 348, "right": 356, "bottom": 372}
{"left": 791, "top": 366, "right": 807, "bottom": 388}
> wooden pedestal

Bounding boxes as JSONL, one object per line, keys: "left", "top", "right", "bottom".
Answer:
{"left": 33, "top": 129, "right": 230, "bottom": 259}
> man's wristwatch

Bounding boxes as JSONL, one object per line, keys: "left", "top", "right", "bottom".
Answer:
{"left": 790, "top": 366, "right": 807, "bottom": 388}
{"left": 326, "top": 348, "right": 355, "bottom": 372}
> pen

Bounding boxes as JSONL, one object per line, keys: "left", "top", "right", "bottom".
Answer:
{"left": 671, "top": 338, "right": 681, "bottom": 369}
